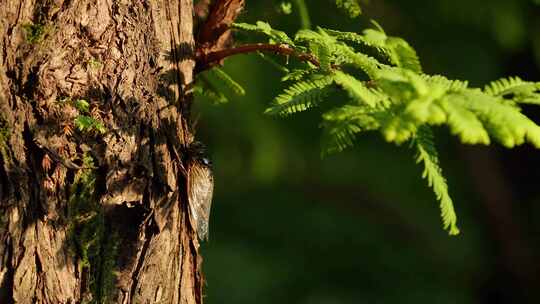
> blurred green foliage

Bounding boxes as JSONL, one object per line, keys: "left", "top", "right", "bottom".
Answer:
{"left": 195, "top": 1, "right": 540, "bottom": 303}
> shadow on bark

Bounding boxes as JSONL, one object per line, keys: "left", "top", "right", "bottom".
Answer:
{"left": 0, "top": 47, "right": 201, "bottom": 302}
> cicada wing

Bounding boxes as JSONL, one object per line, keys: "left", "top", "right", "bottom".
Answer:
{"left": 188, "top": 162, "right": 214, "bottom": 241}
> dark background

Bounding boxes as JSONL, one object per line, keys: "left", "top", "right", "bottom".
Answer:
{"left": 194, "top": 1, "right": 540, "bottom": 303}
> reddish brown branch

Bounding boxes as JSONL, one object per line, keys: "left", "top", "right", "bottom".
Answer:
{"left": 194, "top": 1, "right": 318, "bottom": 73}
{"left": 197, "top": 0, "right": 245, "bottom": 53}
{"left": 196, "top": 43, "right": 320, "bottom": 72}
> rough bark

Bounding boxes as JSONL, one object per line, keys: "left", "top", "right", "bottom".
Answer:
{"left": 0, "top": 0, "right": 202, "bottom": 303}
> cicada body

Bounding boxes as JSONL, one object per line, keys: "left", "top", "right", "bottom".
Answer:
{"left": 187, "top": 149, "right": 214, "bottom": 241}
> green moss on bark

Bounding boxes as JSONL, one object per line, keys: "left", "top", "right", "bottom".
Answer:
{"left": 22, "top": 23, "right": 47, "bottom": 44}
{"left": 0, "top": 114, "right": 11, "bottom": 162}
{"left": 67, "top": 155, "right": 119, "bottom": 304}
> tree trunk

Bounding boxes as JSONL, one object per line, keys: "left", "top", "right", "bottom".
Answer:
{"left": 0, "top": 0, "right": 203, "bottom": 303}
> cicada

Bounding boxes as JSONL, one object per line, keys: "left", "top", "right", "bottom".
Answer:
{"left": 186, "top": 143, "right": 214, "bottom": 241}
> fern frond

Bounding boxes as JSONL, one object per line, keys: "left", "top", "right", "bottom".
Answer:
{"left": 257, "top": 51, "right": 290, "bottom": 73}
{"left": 195, "top": 68, "right": 245, "bottom": 104}
{"left": 370, "top": 70, "right": 499, "bottom": 147}
{"left": 193, "top": 82, "right": 229, "bottom": 104}
{"left": 206, "top": 68, "right": 246, "bottom": 96}
{"left": 361, "top": 27, "right": 422, "bottom": 72}
{"left": 386, "top": 37, "right": 422, "bottom": 73}
{"left": 438, "top": 96, "right": 490, "bottom": 145}
{"left": 321, "top": 105, "right": 380, "bottom": 154}
{"left": 380, "top": 111, "right": 418, "bottom": 143}
{"left": 324, "top": 27, "right": 422, "bottom": 73}
{"left": 295, "top": 29, "right": 326, "bottom": 43}
{"left": 294, "top": 29, "right": 339, "bottom": 70}
{"left": 294, "top": 28, "right": 386, "bottom": 77}
{"left": 321, "top": 28, "right": 372, "bottom": 45}
{"left": 333, "top": 71, "right": 382, "bottom": 107}
{"left": 414, "top": 126, "right": 460, "bottom": 235}
{"left": 322, "top": 28, "right": 394, "bottom": 65}
{"left": 335, "top": 0, "right": 362, "bottom": 18}
{"left": 266, "top": 75, "right": 335, "bottom": 115}
{"left": 423, "top": 75, "right": 469, "bottom": 92}
{"left": 484, "top": 77, "right": 540, "bottom": 105}
{"left": 376, "top": 68, "right": 429, "bottom": 101}
{"left": 404, "top": 96, "right": 447, "bottom": 126}
{"left": 321, "top": 119, "right": 363, "bottom": 155}
{"left": 233, "top": 21, "right": 294, "bottom": 45}
{"left": 455, "top": 91, "right": 540, "bottom": 148}
{"left": 311, "top": 40, "right": 333, "bottom": 70}
{"left": 282, "top": 68, "right": 315, "bottom": 82}
{"left": 235, "top": 19, "right": 540, "bottom": 236}
{"left": 322, "top": 104, "right": 374, "bottom": 121}
{"left": 342, "top": 49, "right": 382, "bottom": 79}
{"left": 374, "top": 71, "right": 540, "bottom": 148}
{"left": 484, "top": 76, "right": 528, "bottom": 96}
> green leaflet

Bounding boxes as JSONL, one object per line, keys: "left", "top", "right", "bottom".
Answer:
{"left": 257, "top": 52, "right": 290, "bottom": 74}
{"left": 438, "top": 97, "right": 490, "bottom": 145}
{"left": 333, "top": 71, "right": 381, "bottom": 107}
{"left": 282, "top": 68, "right": 316, "bottom": 82}
{"left": 422, "top": 75, "right": 469, "bottom": 92}
{"left": 323, "top": 27, "right": 422, "bottom": 73}
{"left": 484, "top": 76, "right": 540, "bottom": 105}
{"left": 193, "top": 83, "right": 229, "bottom": 105}
{"left": 207, "top": 68, "right": 246, "bottom": 96}
{"left": 414, "top": 127, "right": 460, "bottom": 235}
{"left": 195, "top": 67, "right": 245, "bottom": 104}
{"left": 233, "top": 21, "right": 294, "bottom": 45}
{"left": 74, "top": 116, "right": 106, "bottom": 134}
{"left": 453, "top": 91, "right": 540, "bottom": 148}
{"left": 295, "top": 29, "right": 336, "bottom": 70}
{"left": 321, "top": 105, "right": 382, "bottom": 155}
{"left": 266, "top": 75, "right": 335, "bottom": 116}
{"left": 379, "top": 104, "right": 419, "bottom": 144}
{"left": 387, "top": 37, "right": 423, "bottom": 73}
{"left": 322, "top": 28, "right": 395, "bottom": 66}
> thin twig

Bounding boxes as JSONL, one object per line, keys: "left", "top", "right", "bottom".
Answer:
{"left": 196, "top": 43, "right": 319, "bottom": 72}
